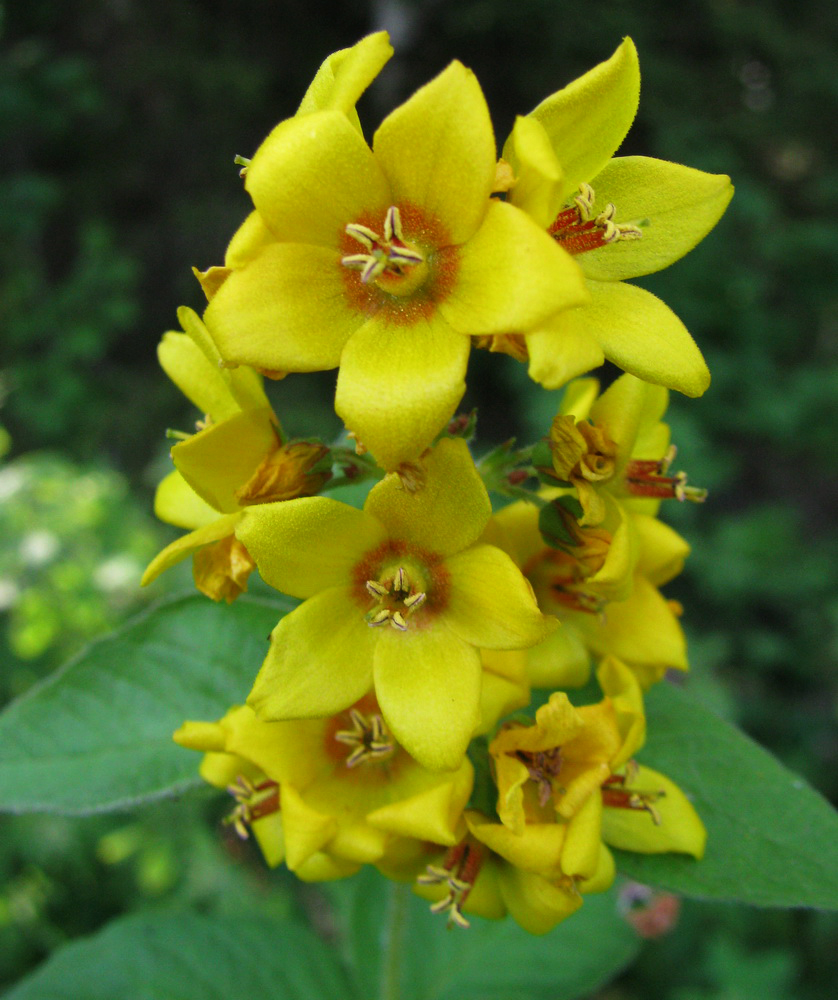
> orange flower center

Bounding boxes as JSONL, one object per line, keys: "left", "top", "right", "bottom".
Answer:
{"left": 352, "top": 539, "right": 449, "bottom": 628}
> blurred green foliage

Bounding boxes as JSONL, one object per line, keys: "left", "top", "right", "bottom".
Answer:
{"left": 2, "top": 0, "right": 837, "bottom": 996}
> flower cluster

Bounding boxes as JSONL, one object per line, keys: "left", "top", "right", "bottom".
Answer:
{"left": 147, "top": 33, "right": 731, "bottom": 934}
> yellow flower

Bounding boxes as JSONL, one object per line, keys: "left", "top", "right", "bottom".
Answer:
{"left": 238, "top": 438, "right": 556, "bottom": 771}
{"left": 495, "top": 38, "right": 733, "bottom": 396}
{"left": 141, "top": 307, "right": 329, "bottom": 600}
{"left": 411, "top": 812, "right": 609, "bottom": 934}
{"left": 487, "top": 492, "right": 689, "bottom": 689}
{"left": 487, "top": 657, "right": 705, "bottom": 863}
{"left": 174, "top": 692, "right": 472, "bottom": 878}
{"left": 545, "top": 373, "right": 706, "bottom": 526}
{"left": 203, "top": 51, "right": 587, "bottom": 470}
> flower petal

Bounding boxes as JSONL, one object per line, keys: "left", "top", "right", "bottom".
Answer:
{"left": 562, "top": 280, "right": 711, "bottom": 398}
{"left": 602, "top": 764, "right": 707, "bottom": 858}
{"left": 505, "top": 116, "right": 564, "bottom": 229}
{"left": 632, "top": 513, "right": 690, "bottom": 586}
{"left": 296, "top": 32, "right": 393, "bottom": 131}
{"left": 443, "top": 544, "right": 556, "bottom": 650}
{"left": 499, "top": 862, "right": 583, "bottom": 935}
{"left": 521, "top": 38, "right": 640, "bottom": 203}
{"left": 373, "top": 61, "right": 495, "bottom": 245}
{"left": 237, "top": 496, "right": 387, "bottom": 599}
{"left": 281, "top": 784, "right": 338, "bottom": 871}
{"left": 439, "top": 200, "right": 588, "bottom": 336}
{"left": 364, "top": 438, "right": 490, "bottom": 557}
{"left": 225, "top": 211, "right": 277, "bottom": 268}
{"left": 367, "top": 761, "right": 473, "bottom": 845}
{"left": 248, "top": 586, "right": 377, "bottom": 719}
{"left": 373, "top": 625, "right": 481, "bottom": 771}
{"left": 171, "top": 407, "right": 280, "bottom": 513}
{"left": 141, "top": 513, "right": 241, "bottom": 586}
{"left": 245, "top": 109, "right": 390, "bottom": 246}
{"left": 205, "top": 242, "right": 363, "bottom": 372}
{"left": 153, "top": 470, "right": 218, "bottom": 530}
{"left": 580, "top": 157, "right": 734, "bottom": 281}
{"left": 525, "top": 323, "right": 605, "bottom": 390}
{"left": 526, "top": 625, "right": 591, "bottom": 690}
{"left": 335, "top": 315, "right": 469, "bottom": 472}
{"left": 583, "top": 574, "right": 688, "bottom": 679}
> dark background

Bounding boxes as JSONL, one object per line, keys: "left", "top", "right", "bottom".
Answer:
{"left": 2, "top": 1, "right": 838, "bottom": 995}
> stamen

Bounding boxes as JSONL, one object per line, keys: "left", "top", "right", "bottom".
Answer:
{"left": 417, "top": 841, "right": 484, "bottom": 929}
{"left": 334, "top": 707, "right": 396, "bottom": 767}
{"left": 364, "top": 565, "right": 427, "bottom": 630}
{"left": 512, "top": 747, "right": 563, "bottom": 807}
{"left": 549, "top": 183, "right": 644, "bottom": 256}
{"left": 625, "top": 446, "right": 707, "bottom": 502}
{"left": 342, "top": 206, "right": 426, "bottom": 286}
{"left": 602, "top": 769, "right": 666, "bottom": 825}
{"left": 224, "top": 775, "right": 279, "bottom": 839}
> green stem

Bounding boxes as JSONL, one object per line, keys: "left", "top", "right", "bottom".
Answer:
{"left": 380, "top": 881, "right": 410, "bottom": 1000}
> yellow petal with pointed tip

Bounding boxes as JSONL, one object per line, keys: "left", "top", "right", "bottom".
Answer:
{"left": 225, "top": 211, "right": 277, "bottom": 269}
{"left": 596, "top": 656, "right": 646, "bottom": 767}
{"left": 578, "top": 843, "right": 616, "bottom": 894}
{"left": 633, "top": 513, "right": 690, "bottom": 585}
{"left": 589, "top": 373, "right": 650, "bottom": 473}
{"left": 328, "top": 822, "right": 389, "bottom": 864}
{"left": 176, "top": 305, "right": 270, "bottom": 414}
{"left": 153, "top": 470, "right": 218, "bottom": 530}
{"left": 581, "top": 157, "right": 734, "bottom": 281}
{"left": 560, "top": 377, "right": 600, "bottom": 420}
{"left": 443, "top": 544, "right": 556, "bottom": 650}
{"left": 296, "top": 31, "right": 393, "bottom": 131}
{"left": 237, "top": 496, "right": 387, "bottom": 598}
{"left": 439, "top": 200, "right": 588, "bottom": 337}
{"left": 373, "top": 625, "right": 481, "bottom": 772}
{"left": 526, "top": 323, "right": 605, "bottom": 390}
{"left": 505, "top": 116, "right": 564, "bottom": 228}
{"left": 562, "top": 791, "right": 605, "bottom": 879}
{"left": 206, "top": 242, "right": 362, "bottom": 372}
{"left": 281, "top": 784, "right": 337, "bottom": 871}
{"left": 476, "top": 670, "right": 530, "bottom": 736}
{"left": 158, "top": 332, "right": 240, "bottom": 422}
{"left": 584, "top": 574, "right": 688, "bottom": 679}
{"left": 602, "top": 764, "right": 707, "bottom": 858}
{"left": 569, "top": 280, "right": 711, "bottom": 398}
{"left": 141, "top": 513, "right": 241, "bottom": 586}
{"left": 252, "top": 812, "right": 286, "bottom": 868}
{"left": 248, "top": 587, "right": 377, "bottom": 720}
{"left": 246, "top": 109, "right": 390, "bottom": 246}
{"left": 368, "top": 761, "right": 473, "bottom": 846}
{"left": 335, "top": 314, "right": 469, "bottom": 472}
{"left": 522, "top": 38, "right": 640, "bottom": 203}
{"left": 364, "top": 438, "right": 489, "bottom": 557}
{"left": 171, "top": 407, "right": 279, "bottom": 514}
{"left": 500, "top": 864, "right": 583, "bottom": 935}
{"left": 373, "top": 61, "right": 495, "bottom": 245}
{"left": 295, "top": 852, "right": 360, "bottom": 882}
{"left": 471, "top": 816, "right": 568, "bottom": 875}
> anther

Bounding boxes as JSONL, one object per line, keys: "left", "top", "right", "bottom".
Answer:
{"left": 550, "top": 184, "right": 643, "bottom": 255}
{"left": 342, "top": 206, "right": 426, "bottom": 286}
{"left": 224, "top": 775, "right": 280, "bottom": 839}
{"left": 364, "top": 565, "right": 427, "bottom": 631}
{"left": 625, "top": 446, "right": 707, "bottom": 502}
{"left": 334, "top": 707, "right": 396, "bottom": 766}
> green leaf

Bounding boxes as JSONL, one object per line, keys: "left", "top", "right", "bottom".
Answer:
{"left": 0, "top": 593, "right": 293, "bottom": 815}
{"left": 328, "top": 868, "right": 641, "bottom": 1000}
{"left": 3, "top": 910, "right": 352, "bottom": 1000}
{"left": 615, "top": 681, "right": 838, "bottom": 908}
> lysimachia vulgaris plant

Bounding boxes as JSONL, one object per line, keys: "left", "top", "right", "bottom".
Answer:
{"left": 7, "top": 30, "right": 838, "bottom": 1000}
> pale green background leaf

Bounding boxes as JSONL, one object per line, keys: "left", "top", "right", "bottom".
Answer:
{"left": 616, "top": 681, "right": 838, "bottom": 908}
{"left": 0, "top": 594, "right": 291, "bottom": 815}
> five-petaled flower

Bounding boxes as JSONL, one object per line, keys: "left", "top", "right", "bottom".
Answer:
{"left": 237, "top": 439, "right": 556, "bottom": 771}
{"left": 203, "top": 53, "right": 587, "bottom": 470}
